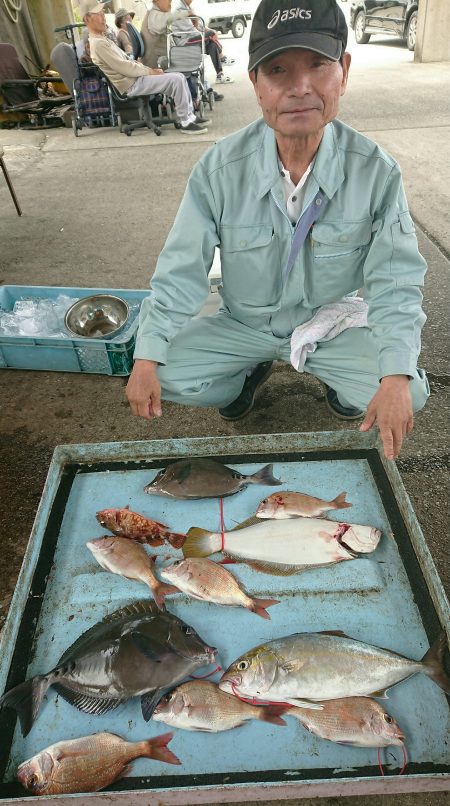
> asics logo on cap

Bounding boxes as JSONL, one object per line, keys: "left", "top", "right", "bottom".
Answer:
{"left": 267, "top": 8, "right": 312, "bottom": 29}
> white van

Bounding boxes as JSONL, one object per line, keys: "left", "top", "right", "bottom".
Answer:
{"left": 194, "top": 0, "right": 259, "bottom": 37}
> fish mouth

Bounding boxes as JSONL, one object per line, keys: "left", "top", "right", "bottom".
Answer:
{"left": 219, "top": 673, "right": 241, "bottom": 692}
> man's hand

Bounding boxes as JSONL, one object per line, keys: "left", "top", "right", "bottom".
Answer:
{"left": 126, "top": 359, "right": 162, "bottom": 420}
{"left": 359, "top": 375, "right": 413, "bottom": 460}
{"left": 149, "top": 68, "right": 164, "bottom": 75}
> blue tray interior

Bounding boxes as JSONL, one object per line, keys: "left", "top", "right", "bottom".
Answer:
{"left": 2, "top": 455, "right": 450, "bottom": 790}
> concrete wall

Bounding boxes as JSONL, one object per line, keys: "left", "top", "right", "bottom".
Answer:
{"left": 415, "top": 0, "right": 450, "bottom": 63}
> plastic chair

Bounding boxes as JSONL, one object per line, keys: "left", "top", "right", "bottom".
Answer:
{"left": 126, "top": 23, "right": 145, "bottom": 61}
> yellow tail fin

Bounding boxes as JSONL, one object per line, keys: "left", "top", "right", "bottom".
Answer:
{"left": 182, "top": 527, "right": 218, "bottom": 558}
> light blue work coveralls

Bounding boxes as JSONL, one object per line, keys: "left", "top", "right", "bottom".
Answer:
{"left": 134, "top": 118, "right": 429, "bottom": 411}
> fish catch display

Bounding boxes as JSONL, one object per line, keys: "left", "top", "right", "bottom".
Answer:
{"left": 144, "top": 458, "right": 282, "bottom": 499}
{"left": 152, "top": 680, "right": 288, "bottom": 732}
{"left": 219, "top": 631, "right": 450, "bottom": 706}
{"left": 0, "top": 601, "right": 216, "bottom": 736}
{"left": 86, "top": 536, "right": 180, "bottom": 610}
{"left": 256, "top": 491, "right": 352, "bottom": 519}
{"left": 159, "top": 558, "right": 279, "bottom": 619}
{"left": 96, "top": 506, "right": 186, "bottom": 548}
{"left": 288, "top": 698, "right": 404, "bottom": 747}
{"left": 182, "top": 517, "right": 381, "bottom": 574}
{"left": 17, "top": 731, "right": 180, "bottom": 795}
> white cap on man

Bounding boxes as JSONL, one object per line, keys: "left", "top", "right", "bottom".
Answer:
{"left": 79, "top": 0, "right": 109, "bottom": 18}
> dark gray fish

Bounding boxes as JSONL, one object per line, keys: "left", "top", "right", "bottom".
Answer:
{"left": 144, "top": 458, "right": 282, "bottom": 499}
{"left": 0, "top": 601, "right": 216, "bottom": 737}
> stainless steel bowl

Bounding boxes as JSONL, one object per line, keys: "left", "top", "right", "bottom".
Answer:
{"left": 64, "top": 294, "right": 130, "bottom": 339}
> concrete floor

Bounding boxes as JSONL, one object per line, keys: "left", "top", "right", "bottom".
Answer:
{"left": 0, "top": 13, "right": 449, "bottom": 805}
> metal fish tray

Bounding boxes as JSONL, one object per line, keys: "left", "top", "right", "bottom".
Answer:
{"left": 0, "top": 431, "right": 448, "bottom": 804}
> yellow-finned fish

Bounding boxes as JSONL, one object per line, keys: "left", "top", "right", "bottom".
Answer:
{"left": 152, "top": 680, "right": 288, "bottom": 732}
{"left": 159, "top": 558, "right": 279, "bottom": 619}
{"left": 256, "top": 490, "right": 352, "bottom": 519}
{"left": 219, "top": 631, "right": 450, "bottom": 707}
{"left": 17, "top": 731, "right": 180, "bottom": 795}
{"left": 86, "top": 536, "right": 180, "bottom": 610}
{"left": 288, "top": 697, "right": 404, "bottom": 747}
{"left": 182, "top": 517, "right": 381, "bottom": 575}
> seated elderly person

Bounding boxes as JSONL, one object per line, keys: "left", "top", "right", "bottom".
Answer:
{"left": 171, "top": 0, "right": 233, "bottom": 84}
{"left": 115, "top": 7, "right": 135, "bottom": 57}
{"left": 81, "top": 0, "right": 210, "bottom": 134}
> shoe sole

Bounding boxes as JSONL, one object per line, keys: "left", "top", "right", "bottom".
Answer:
{"left": 180, "top": 128, "right": 208, "bottom": 134}
{"left": 219, "top": 364, "right": 274, "bottom": 421}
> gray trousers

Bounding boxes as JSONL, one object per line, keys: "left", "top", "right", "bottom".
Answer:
{"left": 127, "top": 72, "right": 195, "bottom": 125}
{"left": 157, "top": 312, "right": 430, "bottom": 412}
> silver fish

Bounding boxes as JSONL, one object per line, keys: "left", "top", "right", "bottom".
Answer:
{"left": 152, "top": 680, "right": 288, "bottom": 732}
{"left": 0, "top": 601, "right": 216, "bottom": 736}
{"left": 219, "top": 631, "right": 450, "bottom": 707}
{"left": 144, "top": 458, "right": 281, "bottom": 499}
{"left": 256, "top": 490, "right": 352, "bottom": 519}
{"left": 183, "top": 517, "right": 381, "bottom": 574}
{"left": 87, "top": 536, "right": 180, "bottom": 610}
{"left": 288, "top": 698, "right": 404, "bottom": 747}
{"left": 17, "top": 731, "right": 180, "bottom": 795}
{"left": 160, "top": 558, "right": 279, "bottom": 619}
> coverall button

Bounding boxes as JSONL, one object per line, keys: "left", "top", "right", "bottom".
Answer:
{"left": 239, "top": 240, "right": 247, "bottom": 247}
{"left": 315, "top": 197, "right": 322, "bottom": 206}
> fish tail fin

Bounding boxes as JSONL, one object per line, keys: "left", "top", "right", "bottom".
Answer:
{"left": 249, "top": 597, "right": 280, "bottom": 620}
{"left": 146, "top": 732, "right": 181, "bottom": 765}
{"left": 422, "top": 633, "right": 450, "bottom": 694}
{"left": 333, "top": 492, "right": 352, "bottom": 509}
{"left": 152, "top": 582, "right": 181, "bottom": 611}
{"left": 0, "top": 674, "right": 52, "bottom": 737}
{"left": 182, "top": 527, "right": 218, "bottom": 558}
{"left": 258, "top": 704, "right": 290, "bottom": 726}
{"left": 249, "top": 463, "right": 282, "bottom": 487}
{"left": 167, "top": 531, "right": 186, "bottom": 550}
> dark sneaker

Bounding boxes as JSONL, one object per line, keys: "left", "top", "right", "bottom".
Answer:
{"left": 180, "top": 122, "right": 208, "bottom": 134}
{"left": 194, "top": 115, "right": 211, "bottom": 125}
{"left": 209, "top": 90, "right": 224, "bottom": 101}
{"left": 219, "top": 362, "right": 274, "bottom": 421}
{"left": 324, "top": 384, "right": 363, "bottom": 420}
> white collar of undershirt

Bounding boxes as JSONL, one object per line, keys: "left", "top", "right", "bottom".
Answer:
{"left": 278, "top": 160, "right": 313, "bottom": 225}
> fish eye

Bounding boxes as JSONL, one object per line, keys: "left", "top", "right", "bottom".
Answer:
{"left": 28, "top": 775, "right": 38, "bottom": 788}
{"left": 182, "top": 625, "right": 194, "bottom": 635}
{"left": 261, "top": 499, "right": 268, "bottom": 504}
{"left": 384, "top": 714, "right": 393, "bottom": 724}
{"left": 237, "top": 660, "right": 249, "bottom": 671}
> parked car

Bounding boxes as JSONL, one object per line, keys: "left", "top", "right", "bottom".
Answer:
{"left": 194, "top": 0, "right": 257, "bottom": 37}
{"left": 350, "top": 0, "right": 419, "bottom": 50}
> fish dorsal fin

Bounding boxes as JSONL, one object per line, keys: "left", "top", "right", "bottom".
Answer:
{"left": 53, "top": 683, "right": 124, "bottom": 715}
{"left": 57, "top": 601, "right": 160, "bottom": 665}
{"left": 231, "top": 516, "right": 261, "bottom": 532}
{"left": 318, "top": 630, "right": 352, "bottom": 638}
{"left": 247, "top": 561, "right": 304, "bottom": 576}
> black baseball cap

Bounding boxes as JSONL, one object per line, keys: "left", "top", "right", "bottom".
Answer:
{"left": 248, "top": 0, "right": 348, "bottom": 71}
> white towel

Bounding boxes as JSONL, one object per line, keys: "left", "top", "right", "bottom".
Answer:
{"left": 290, "top": 296, "right": 368, "bottom": 372}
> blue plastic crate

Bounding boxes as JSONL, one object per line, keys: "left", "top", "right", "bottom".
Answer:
{"left": 0, "top": 286, "right": 149, "bottom": 376}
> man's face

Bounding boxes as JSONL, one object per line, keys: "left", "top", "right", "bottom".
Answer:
{"left": 85, "top": 10, "right": 107, "bottom": 33}
{"left": 250, "top": 48, "right": 350, "bottom": 140}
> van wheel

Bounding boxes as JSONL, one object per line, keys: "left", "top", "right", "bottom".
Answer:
{"left": 231, "top": 17, "right": 245, "bottom": 38}
{"left": 355, "top": 11, "right": 371, "bottom": 44}
{"left": 406, "top": 11, "right": 417, "bottom": 51}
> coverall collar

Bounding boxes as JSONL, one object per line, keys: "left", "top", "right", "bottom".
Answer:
{"left": 252, "top": 120, "right": 345, "bottom": 201}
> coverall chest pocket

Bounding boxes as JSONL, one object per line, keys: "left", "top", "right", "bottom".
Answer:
{"left": 307, "top": 219, "right": 372, "bottom": 304}
{"left": 219, "top": 225, "right": 281, "bottom": 306}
